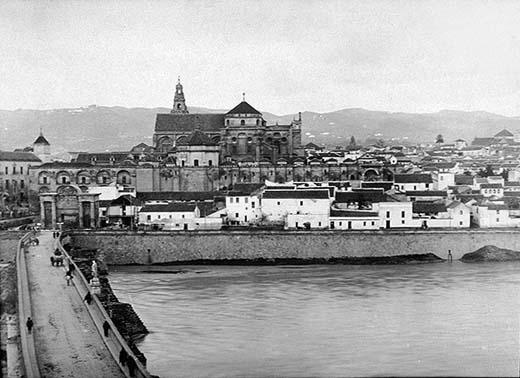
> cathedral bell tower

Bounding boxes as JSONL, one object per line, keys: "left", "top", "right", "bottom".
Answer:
{"left": 171, "top": 76, "right": 189, "bottom": 114}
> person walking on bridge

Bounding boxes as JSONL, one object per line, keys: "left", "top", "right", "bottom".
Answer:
{"left": 65, "top": 270, "right": 73, "bottom": 286}
{"left": 103, "top": 320, "right": 111, "bottom": 337}
{"left": 26, "top": 317, "right": 33, "bottom": 334}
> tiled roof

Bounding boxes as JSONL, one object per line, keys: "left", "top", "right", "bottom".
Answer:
{"left": 505, "top": 182, "right": 520, "bottom": 187}
{"left": 110, "top": 195, "right": 139, "bottom": 206}
{"left": 176, "top": 130, "right": 217, "bottom": 146}
{"left": 480, "top": 183, "right": 503, "bottom": 189}
{"left": 330, "top": 210, "right": 379, "bottom": 218}
{"left": 155, "top": 113, "right": 225, "bottom": 132}
{"left": 229, "top": 183, "right": 265, "bottom": 195}
{"left": 226, "top": 101, "right": 262, "bottom": 115}
{"left": 75, "top": 152, "right": 130, "bottom": 164}
{"left": 335, "top": 190, "right": 386, "bottom": 203}
{"left": 446, "top": 200, "right": 464, "bottom": 209}
{"left": 137, "top": 191, "right": 217, "bottom": 202}
{"left": 33, "top": 135, "right": 50, "bottom": 145}
{"left": 140, "top": 203, "right": 197, "bottom": 213}
{"left": 494, "top": 129, "right": 514, "bottom": 137}
{"left": 486, "top": 204, "right": 509, "bottom": 210}
{"left": 361, "top": 181, "right": 394, "bottom": 191}
{"left": 472, "top": 138, "right": 495, "bottom": 146}
{"left": 37, "top": 162, "right": 93, "bottom": 169}
{"left": 394, "top": 174, "right": 433, "bottom": 183}
{"left": 0, "top": 151, "right": 41, "bottom": 162}
{"left": 412, "top": 202, "right": 447, "bottom": 214}
{"left": 455, "top": 175, "right": 474, "bottom": 185}
{"left": 262, "top": 190, "right": 329, "bottom": 199}
{"left": 406, "top": 191, "right": 447, "bottom": 197}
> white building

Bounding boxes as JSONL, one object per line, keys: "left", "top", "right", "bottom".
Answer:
{"left": 261, "top": 189, "right": 330, "bottom": 226}
{"left": 329, "top": 209, "right": 379, "bottom": 230}
{"left": 394, "top": 174, "right": 433, "bottom": 192}
{"left": 480, "top": 183, "right": 504, "bottom": 198}
{"left": 138, "top": 202, "right": 222, "bottom": 230}
{"left": 225, "top": 184, "right": 263, "bottom": 225}
{"left": 373, "top": 201, "right": 415, "bottom": 228}
{"left": 472, "top": 203, "right": 520, "bottom": 228}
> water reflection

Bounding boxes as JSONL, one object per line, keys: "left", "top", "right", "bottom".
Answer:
{"left": 110, "top": 262, "right": 520, "bottom": 377}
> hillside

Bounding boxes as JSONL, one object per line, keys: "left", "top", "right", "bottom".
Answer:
{"left": 1, "top": 105, "right": 519, "bottom": 152}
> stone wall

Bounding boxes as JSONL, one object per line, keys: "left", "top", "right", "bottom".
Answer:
{"left": 69, "top": 229, "right": 520, "bottom": 264}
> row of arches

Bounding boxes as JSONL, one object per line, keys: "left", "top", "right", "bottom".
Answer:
{"left": 38, "top": 170, "right": 132, "bottom": 186}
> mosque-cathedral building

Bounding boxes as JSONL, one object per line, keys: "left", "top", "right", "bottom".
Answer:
{"left": 28, "top": 80, "right": 392, "bottom": 195}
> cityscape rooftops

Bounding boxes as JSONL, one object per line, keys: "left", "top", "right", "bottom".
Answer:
{"left": 262, "top": 189, "right": 330, "bottom": 199}
{"left": 394, "top": 173, "right": 433, "bottom": 183}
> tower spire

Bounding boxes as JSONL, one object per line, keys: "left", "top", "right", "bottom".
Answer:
{"left": 171, "top": 76, "right": 189, "bottom": 114}
{"left": 242, "top": 92, "right": 246, "bottom": 102}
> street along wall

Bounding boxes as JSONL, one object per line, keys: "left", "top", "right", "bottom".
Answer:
{"left": 68, "top": 229, "right": 520, "bottom": 264}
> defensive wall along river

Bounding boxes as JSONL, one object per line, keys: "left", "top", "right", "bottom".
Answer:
{"left": 68, "top": 229, "right": 520, "bottom": 264}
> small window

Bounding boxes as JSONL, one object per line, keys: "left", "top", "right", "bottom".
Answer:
{"left": 401, "top": 211, "right": 405, "bottom": 218}
{"left": 236, "top": 197, "right": 239, "bottom": 203}
{"left": 318, "top": 222, "right": 321, "bottom": 227}
{"left": 402, "top": 220, "right": 405, "bottom": 224}
{"left": 371, "top": 221, "right": 375, "bottom": 226}
{"left": 386, "top": 211, "right": 390, "bottom": 218}
{"left": 182, "top": 214, "right": 185, "bottom": 218}
{"left": 20, "top": 167, "right": 23, "bottom": 174}
{"left": 169, "top": 215, "right": 172, "bottom": 219}
{"left": 226, "top": 120, "right": 230, "bottom": 126}
{"left": 230, "top": 198, "right": 233, "bottom": 203}
{"left": 460, "top": 210, "right": 463, "bottom": 215}
{"left": 43, "top": 177, "right": 48, "bottom": 184}
{"left": 12, "top": 166, "right": 16, "bottom": 174}
{"left": 208, "top": 160, "right": 212, "bottom": 166}
{"left": 4, "top": 167, "right": 7, "bottom": 174}
{"left": 459, "top": 221, "right": 463, "bottom": 225}
{"left": 194, "top": 159, "right": 199, "bottom": 167}
{"left": 5, "top": 179, "right": 9, "bottom": 189}
{"left": 235, "top": 213, "right": 239, "bottom": 218}
{"left": 181, "top": 160, "right": 185, "bottom": 167}
{"left": 300, "top": 201, "right": 303, "bottom": 206}
{"left": 277, "top": 201, "right": 280, "bottom": 205}
{"left": 251, "top": 202, "right": 255, "bottom": 208}
{"left": 20, "top": 180, "right": 24, "bottom": 189}
{"left": 240, "top": 120, "right": 245, "bottom": 125}
{"left": 147, "top": 215, "right": 151, "bottom": 221}
{"left": 496, "top": 218, "right": 499, "bottom": 222}
{"left": 363, "top": 221, "right": 366, "bottom": 226}
{"left": 245, "top": 198, "right": 248, "bottom": 204}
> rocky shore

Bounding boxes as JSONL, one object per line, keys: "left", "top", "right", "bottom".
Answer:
{"left": 123, "top": 252, "right": 445, "bottom": 266}
{"left": 461, "top": 245, "right": 520, "bottom": 263}
{"left": 63, "top": 244, "right": 150, "bottom": 366}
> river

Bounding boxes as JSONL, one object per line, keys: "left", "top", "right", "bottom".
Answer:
{"left": 110, "top": 262, "right": 520, "bottom": 377}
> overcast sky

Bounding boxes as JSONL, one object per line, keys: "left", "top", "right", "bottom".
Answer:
{"left": 2, "top": 0, "right": 520, "bottom": 116}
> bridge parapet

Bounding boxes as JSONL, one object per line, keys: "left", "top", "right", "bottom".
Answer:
{"left": 17, "top": 232, "right": 41, "bottom": 378}
{"left": 56, "top": 234, "right": 152, "bottom": 378}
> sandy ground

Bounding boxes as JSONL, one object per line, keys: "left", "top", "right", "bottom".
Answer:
{"left": 26, "top": 231, "right": 123, "bottom": 378}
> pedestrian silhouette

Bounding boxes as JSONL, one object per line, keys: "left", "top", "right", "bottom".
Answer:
{"left": 103, "top": 320, "right": 111, "bottom": 337}
{"left": 119, "top": 347, "right": 128, "bottom": 366}
{"left": 84, "top": 292, "right": 93, "bottom": 305}
{"left": 26, "top": 317, "right": 33, "bottom": 334}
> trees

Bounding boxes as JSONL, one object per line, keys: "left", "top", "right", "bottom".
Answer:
{"left": 436, "top": 134, "right": 444, "bottom": 144}
{"left": 349, "top": 136, "right": 357, "bottom": 147}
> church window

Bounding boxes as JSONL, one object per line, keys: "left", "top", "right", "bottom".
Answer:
{"left": 20, "top": 167, "right": 23, "bottom": 174}
{"left": 12, "top": 166, "right": 16, "bottom": 174}
{"left": 194, "top": 159, "right": 199, "bottom": 167}
{"left": 208, "top": 160, "right": 212, "bottom": 166}
{"left": 240, "top": 120, "right": 245, "bottom": 126}
{"left": 62, "top": 177, "right": 67, "bottom": 184}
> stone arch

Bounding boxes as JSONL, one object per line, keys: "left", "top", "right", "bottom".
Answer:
{"left": 56, "top": 170, "right": 71, "bottom": 185}
{"left": 79, "top": 185, "right": 89, "bottom": 193}
{"left": 158, "top": 136, "right": 174, "bottom": 152}
{"left": 363, "top": 168, "right": 380, "bottom": 181}
{"left": 116, "top": 170, "right": 132, "bottom": 185}
{"left": 96, "top": 170, "right": 112, "bottom": 185}
{"left": 76, "top": 170, "right": 91, "bottom": 185}
{"left": 38, "top": 171, "right": 51, "bottom": 185}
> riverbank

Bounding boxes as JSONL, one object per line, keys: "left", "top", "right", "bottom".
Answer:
{"left": 68, "top": 229, "right": 520, "bottom": 264}
{"left": 0, "top": 232, "right": 24, "bottom": 377}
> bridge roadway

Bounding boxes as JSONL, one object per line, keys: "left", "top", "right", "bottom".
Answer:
{"left": 26, "top": 231, "right": 123, "bottom": 377}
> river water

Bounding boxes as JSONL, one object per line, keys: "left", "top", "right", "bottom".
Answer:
{"left": 110, "top": 262, "right": 520, "bottom": 377}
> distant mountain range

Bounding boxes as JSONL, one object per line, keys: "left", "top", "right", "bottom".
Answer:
{"left": 1, "top": 105, "right": 519, "bottom": 152}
